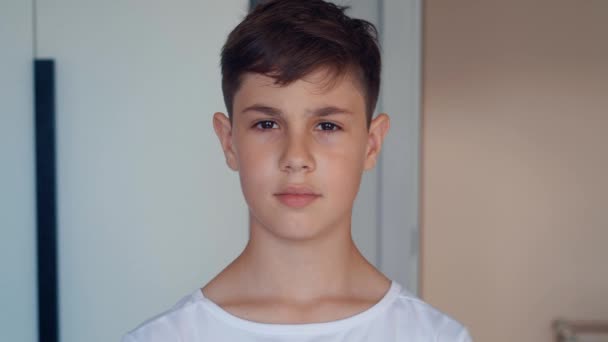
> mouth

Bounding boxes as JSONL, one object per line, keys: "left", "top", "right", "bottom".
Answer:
{"left": 274, "top": 185, "right": 321, "bottom": 208}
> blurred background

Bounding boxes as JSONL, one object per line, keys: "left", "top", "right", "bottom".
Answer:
{"left": 1, "top": 0, "right": 606, "bottom": 341}
{"left": 421, "top": 1, "right": 607, "bottom": 341}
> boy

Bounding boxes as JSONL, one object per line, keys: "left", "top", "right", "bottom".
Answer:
{"left": 123, "top": 0, "right": 472, "bottom": 341}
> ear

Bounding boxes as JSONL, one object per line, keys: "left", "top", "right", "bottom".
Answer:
{"left": 364, "top": 113, "right": 390, "bottom": 171}
{"left": 212, "top": 112, "right": 239, "bottom": 171}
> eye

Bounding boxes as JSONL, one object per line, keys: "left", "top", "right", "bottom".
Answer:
{"left": 253, "top": 120, "right": 278, "bottom": 130}
{"left": 316, "top": 122, "right": 342, "bottom": 132}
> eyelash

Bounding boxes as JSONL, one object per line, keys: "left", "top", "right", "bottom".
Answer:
{"left": 253, "top": 120, "right": 342, "bottom": 132}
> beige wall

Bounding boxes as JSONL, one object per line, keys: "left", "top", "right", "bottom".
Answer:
{"left": 421, "top": 1, "right": 608, "bottom": 341}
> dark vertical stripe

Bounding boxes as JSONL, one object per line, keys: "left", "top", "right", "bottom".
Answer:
{"left": 250, "top": 0, "right": 259, "bottom": 11}
{"left": 34, "top": 59, "right": 59, "bottom": 342}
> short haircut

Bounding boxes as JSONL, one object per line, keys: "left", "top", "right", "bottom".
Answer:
{"left": 221, "top": 0, "right": 381, "bottom": 127}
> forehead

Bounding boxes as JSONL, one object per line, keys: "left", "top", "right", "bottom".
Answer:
{"left": 233, "top": 68, "right": 366, "bottom": 115}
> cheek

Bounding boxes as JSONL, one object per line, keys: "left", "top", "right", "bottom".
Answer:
{"left": 235, "top": 141, "right": 276, "bottom": 202}
{"left": 322, "top": 131, "right": 368, "bottom": 166}
{"left": 319, "top": 139, "right": 367, "bottom": 194}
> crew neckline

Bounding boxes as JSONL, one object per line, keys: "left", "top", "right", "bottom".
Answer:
{"left": 194, "top": 280, "right": 401, "bottom": 335}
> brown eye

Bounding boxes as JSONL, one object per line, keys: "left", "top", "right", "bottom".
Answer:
{"left": 317, "top": 122, "right": 341, "bottom": 131}
{"left": 254, "top": 121, "right": 278, "bottom": 130}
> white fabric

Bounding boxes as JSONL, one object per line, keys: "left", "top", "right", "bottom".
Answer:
{"left": 122, "top": 280, "right": 472, "bottom": 341}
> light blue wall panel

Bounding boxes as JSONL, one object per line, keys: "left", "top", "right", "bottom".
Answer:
{"left": 0, "top": 0, "right": 38, "bottom": 341}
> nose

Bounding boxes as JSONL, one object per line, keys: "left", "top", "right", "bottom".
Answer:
{"left": 279, "top": 131, "right": 315, "bottom": 173}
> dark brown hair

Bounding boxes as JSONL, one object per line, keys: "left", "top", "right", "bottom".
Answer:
{"left": 221, "top": 0, "right": 381, "bottom": 127}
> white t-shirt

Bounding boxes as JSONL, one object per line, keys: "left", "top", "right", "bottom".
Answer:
{"left": 122, "top": 280, "right": 472, "bottom": 341}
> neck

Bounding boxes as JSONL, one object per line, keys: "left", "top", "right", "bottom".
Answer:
{"left": 229, "top": 211, "right": 380, "bottom": 303}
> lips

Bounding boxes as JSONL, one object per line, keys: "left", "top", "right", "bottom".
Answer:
{"left": 274, "top": 185, "right": 321, "bottom": 208}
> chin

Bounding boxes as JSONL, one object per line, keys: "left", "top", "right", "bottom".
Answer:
{"left": 273, "top": 220, "right": 327, "bottom": 241}
{"left": 254, "top": 214, "right": 330, "bottom": 242}
{"left": 276, "top": 228, "right": 326, "bottom": 242}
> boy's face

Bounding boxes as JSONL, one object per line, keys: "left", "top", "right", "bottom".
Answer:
{"left": 213, "top": 69, "right": 389, "bottom": 241}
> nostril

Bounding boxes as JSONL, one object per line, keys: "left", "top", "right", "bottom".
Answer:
{"left": 282, "top": 162, "right": 312, "bottom": 173}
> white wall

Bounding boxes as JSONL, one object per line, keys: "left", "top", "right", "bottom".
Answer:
{"left": 380, "top": 0, "right": 422, "bottom": 294}
{"left": 0, "top": 0, "right": 37, "bottom": 341}
{"left": 35, "top": 1, "right": 249, "bottom": 341}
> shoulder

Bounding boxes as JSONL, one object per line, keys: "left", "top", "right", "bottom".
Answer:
{"left": 390, "top": 286, "right": 473, "bottom": 341}
{"left": 121, "top": 289, "right": 204, "bottom": 342}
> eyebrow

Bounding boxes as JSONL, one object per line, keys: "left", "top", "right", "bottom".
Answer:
{"left": 241, "top": 104, "right": 353, "bottom": 117}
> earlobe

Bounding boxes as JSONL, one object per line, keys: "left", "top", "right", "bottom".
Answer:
{"left": 212, "top": 112, "right": 239, "bottom": 171}
{"left": 364, "top": 113, "right": 390, "bottom": 170}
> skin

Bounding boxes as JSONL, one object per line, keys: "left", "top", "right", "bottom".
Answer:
{"left": 205, "top": 68, "right": 391, "bottom": 324}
